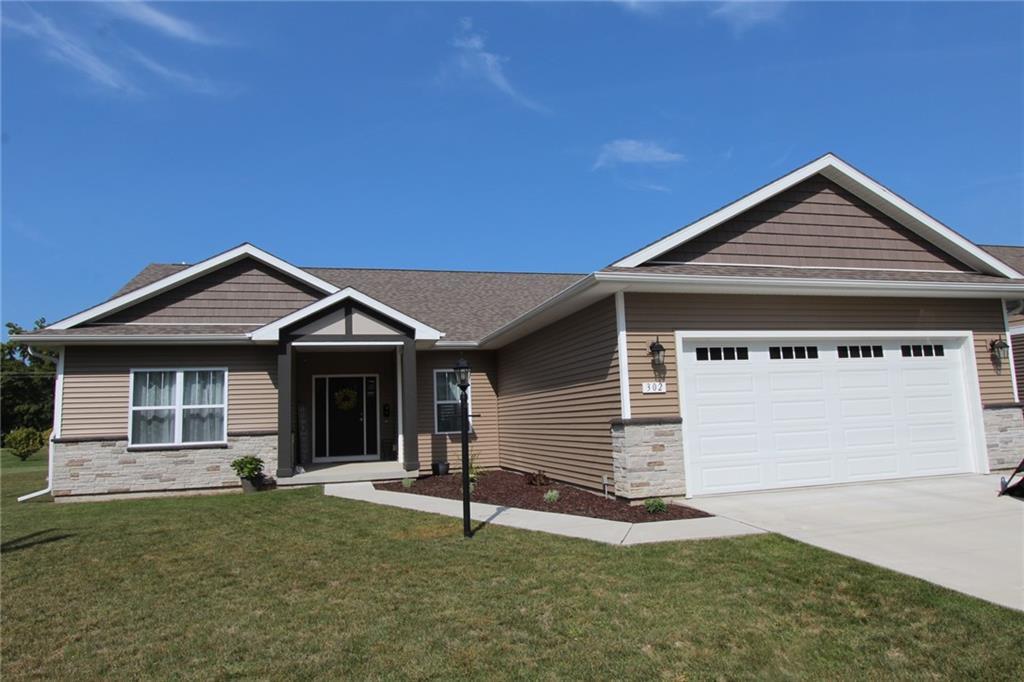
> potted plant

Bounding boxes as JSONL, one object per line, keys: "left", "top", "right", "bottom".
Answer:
{"left": 230, "top": 456, "right": 265, "bottom": 493}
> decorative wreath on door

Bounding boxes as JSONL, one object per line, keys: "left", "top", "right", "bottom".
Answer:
{"left": 334, "top": 388, "right": 359, "bottom": 412}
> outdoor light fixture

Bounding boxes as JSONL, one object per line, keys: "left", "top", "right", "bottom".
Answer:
{"left": 990, "top": 337, "right": 1010, "bottom": 361}
{"left": 649, "top": 338, "right": 666, "bottom": 366}
{"left": 453, "top": 356, "right": 472, "bottom": 537}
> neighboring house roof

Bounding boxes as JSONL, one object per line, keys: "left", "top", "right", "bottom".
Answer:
{"left": 612, "top": 153, "right": 1023, "bottom": 278}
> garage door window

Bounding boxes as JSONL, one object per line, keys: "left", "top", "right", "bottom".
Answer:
{"left": 695, "top": 346, "right": 748, "bottom": 361}
{"left": 901, "top": 344, "right": 944, "bottom": 357}
{"left": 838, "top": 345, "right": 884, "bottom": 359}
{"left": 768, "top": 346, "right": 818, "bottom": 360}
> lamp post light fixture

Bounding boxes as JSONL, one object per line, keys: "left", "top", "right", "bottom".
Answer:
{"left": 649, "top": 338, "right": 666, "bottom": 366}
{"left": 453, "top": 356, "right": 472, "bottom": 538}
{"left": 990, "top": 337, "right": 1010, "bottom": 362}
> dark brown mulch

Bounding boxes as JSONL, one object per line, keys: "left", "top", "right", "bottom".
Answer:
{"left": 375, "top": 470, "right": 711, "bottom": 523}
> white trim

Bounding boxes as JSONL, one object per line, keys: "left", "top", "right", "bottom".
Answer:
{"left": 433, "top": 368, "right": 471, "bottom": 435}
{"left": 311, "top": 374, "right": 382, "bottom": 461}
{"left": 395, "top": 347, "right": 404, "bottom": 465}
{"left": 291, "top": 341, "right": 405, "bottom": 348}
{"left": 593, "top": 270, "right": 1024, "bottom": 298}
{"left": 646, "top": 260, "right": 975, "bottom": 275}
{"left": 250, "top": 287, "right": 443, "bottom": 342}
{"left": 1002, "top": 304, "right": 1019, "bottom": 401}
{"left": 613, "top": 153, "right": 1023, "bottom": 279}
{"left": 673, "top": 329, "right": 990, "bottom": 498}
{"left": 127, "top": 368, "right": 229, "bottom": 447}
{"left": 17, "top": 347, "right": 65, "bottom": 503}
{"left": 614, "top": 292, "right": 632, "bottom": 420}
{"left": 13, "top": 335, "right": 251, "bottom": 345}
{"left": 1010, "top": 325, "right": 1024, "bottom": 336}
{"left": 90, "top": 322, "right": 260, "bottom": 326}
{"left": 50, "top": 243, "right": 339, "bottom": 330}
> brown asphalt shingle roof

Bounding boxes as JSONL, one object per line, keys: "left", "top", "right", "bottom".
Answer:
{"left": 108, "top": 262, "right": 584, "bottom": 342}
{"left": 27, "top": 324, "right": 258, "bottom": 338}
{"left": 982, "top": 244, "right": 1024, "bottom": 276}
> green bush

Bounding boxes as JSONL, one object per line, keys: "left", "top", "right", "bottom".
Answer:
{"left": 543, "top": 489, "right": 560, "bottom": 504}
{"left": 644, "top": 497, "right": 668, "bottom": 514}
{"left": 401, "top": 477, "right": 415, "bottom": 489}
{"left": 229, "top": 456, "right": 264, "bottom": 481}
{"left": 4, "top": 427, "right": 46, "bottom": 461}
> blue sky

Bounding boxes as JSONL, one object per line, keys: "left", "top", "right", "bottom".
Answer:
{"left": 3, "top": 1, "right": 1023, "bottom": 332}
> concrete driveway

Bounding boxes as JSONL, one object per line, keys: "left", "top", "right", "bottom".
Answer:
{"left": 688, "top": 475, "right": 1023, "bottom": 611}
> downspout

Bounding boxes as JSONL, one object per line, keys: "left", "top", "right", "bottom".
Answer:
{"left": 17, "top": 346, "right": 64, "bottom": 503}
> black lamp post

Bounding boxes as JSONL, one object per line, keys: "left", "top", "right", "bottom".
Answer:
{"left": 454, "top": 356, "right": 472, "bottom": 538}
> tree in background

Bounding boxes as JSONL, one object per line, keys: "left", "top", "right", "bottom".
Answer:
{"left": 2, "top": 320, "right": 57, "bottom": 437}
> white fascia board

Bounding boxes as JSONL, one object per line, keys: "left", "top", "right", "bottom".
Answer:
{"left": 12, "top": 335, "right": 252, "bottom": 346}
{"left": 49, "top": 243, "right": 340, "bottom": 330}
{"left": 613, "top": 154, "right": 1023, "bottom": 279}
{"left": 249, "top": 287, "right": 444, "bottom": 342}
{"left": 594, "top": 271, "right": 1024, "bottom": 298}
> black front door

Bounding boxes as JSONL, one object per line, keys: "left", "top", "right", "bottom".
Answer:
{"left": 313, "top": 376, "right": 379, "bottom": 459}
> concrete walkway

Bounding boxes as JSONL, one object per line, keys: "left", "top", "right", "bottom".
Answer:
{"left": 324, "top": 482, "right": 762, "bottom": 546}
{"left": 688, "top": 475, "right": 1024, "bottom": 611}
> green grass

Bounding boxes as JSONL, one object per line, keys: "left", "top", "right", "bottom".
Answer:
{"left": 2, "top": 460, "right": 1020, "bottom": 680}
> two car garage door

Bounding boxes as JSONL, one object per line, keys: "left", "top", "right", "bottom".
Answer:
{"left": 680, "top": 335, "right": 976, "bottom": 496}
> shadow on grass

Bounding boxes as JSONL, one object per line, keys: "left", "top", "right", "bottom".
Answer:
{"left": 1, "top": 529, "right": 75, "bottom": 553}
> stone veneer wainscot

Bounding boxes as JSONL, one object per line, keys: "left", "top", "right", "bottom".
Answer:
{"left": 51, "top": 434, "right": 277, "bottom": 498}
{"left": 610, "top": 417, "right": 685, "bottom": 499}
{"left": 982, "top": 405, "right": 1024, "bottom": 471}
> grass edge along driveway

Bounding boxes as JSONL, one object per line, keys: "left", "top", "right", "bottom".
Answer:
{"left": 2, "top": 453, "right": 1021, "bottom": 680}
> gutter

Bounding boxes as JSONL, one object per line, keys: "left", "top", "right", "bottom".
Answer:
{"left": 17, "top": 347, "right": 64, "bottom": 503}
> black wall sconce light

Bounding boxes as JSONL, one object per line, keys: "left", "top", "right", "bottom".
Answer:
{"left": 649, "top": 338, "right": 666, "bottom": 366}
{"left": 990, "top": 337, "right": 1010, "bottom": 362}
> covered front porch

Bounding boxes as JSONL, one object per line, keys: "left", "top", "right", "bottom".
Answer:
{"left": 255, "top": 287, "right": 447, "bottom": 483}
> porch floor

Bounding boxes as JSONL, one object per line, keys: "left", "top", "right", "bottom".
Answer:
{"left": 277, "top": 461, "right": 412, "bottom": 486}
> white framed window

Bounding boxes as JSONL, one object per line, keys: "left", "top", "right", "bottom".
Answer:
{"left": 129, "top": 368, "right": 228, "bottom": 446}
{"left": 433, "top": 369, "right": 470, "bottom": 435}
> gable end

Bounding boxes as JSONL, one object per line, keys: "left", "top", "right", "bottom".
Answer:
{"left": 649, "top": 176, "right": 975, "bottom": 272}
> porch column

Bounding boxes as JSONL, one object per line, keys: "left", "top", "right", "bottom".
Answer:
{"left": 276, "top": 343, "right": 294, "bottom": 478}
{"left": 402, "top": 339, "right": 419, "bottom": 472}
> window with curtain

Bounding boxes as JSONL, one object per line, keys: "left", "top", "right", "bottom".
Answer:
{"left": 433, "top": 369, "right": 470, "bottom": 434}
{"left": 130, "top": 369, "right": 227, "bottom": 445}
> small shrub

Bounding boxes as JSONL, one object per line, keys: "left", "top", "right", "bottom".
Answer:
{"left": 543, "top": 489, "right": 560, "bottom": 504}
{"left": 644, "top": 497, "right": 668, "bottom": 514}
{"left": 469, "top": 481, "right": 476, "bottom": 495}
{"left": 401, "top": 477, "right": 415, "bottom": 489}
{"left": 230, "top": 456, "right": 264, "bottom": 481}
{"left": 526, "top": 470, "right": 550, "bottom": 486}
{"left": 468, "top": 455, "right": 482, "bottom": 482}
{"left": 4, "top": 427, "right": 46, "bottom": 461}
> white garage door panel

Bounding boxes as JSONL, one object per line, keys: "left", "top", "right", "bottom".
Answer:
{"left": 682, "top": 336, "right": 975, "bottom": 495}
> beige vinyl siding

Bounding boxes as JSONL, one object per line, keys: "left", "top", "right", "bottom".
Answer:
{"left": 60, "top": 346, "right": 277, "bottom": 439}
{"left": 625, "top": 293, "right": 1014, "bottom": 417}
{"left": 654, "top": 176, "right": 974, "bottom": 272}
{"left": 496, "top": 298, "right": 620, "bottom": 490}
{"left": 102, "top": 258, "right": 321, "bottom": 324}
{"left": 416, "top": 351, "right": 499, "bottom": 475}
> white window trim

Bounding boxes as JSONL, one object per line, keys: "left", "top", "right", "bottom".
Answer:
{"left": 128, "top": 367, "right": 229, "bottom": 448}
{"left": 433, "top": 368, "right": 471, "bottom": 435}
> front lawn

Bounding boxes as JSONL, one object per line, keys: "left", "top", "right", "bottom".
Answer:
{"left": 2, "top": 459, "right": 1020, "bottom": 680}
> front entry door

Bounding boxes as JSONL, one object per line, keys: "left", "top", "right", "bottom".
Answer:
{"left": 313, "top": 375, "right": 379, "bottom": 460}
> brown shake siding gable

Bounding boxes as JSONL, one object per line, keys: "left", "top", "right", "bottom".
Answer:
{"left": 623, "top": 293, "right": 1015, "bottom": 417}
{"left": 496, "top": 298, "right": 621, "bottom": 490}
{"left": 654, "top": 176, "right": 974, "bottom": 272}
{"left": 59, "top": 346, "right": 278, "bottom": 439}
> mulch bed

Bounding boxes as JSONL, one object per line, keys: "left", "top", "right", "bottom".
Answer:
{"left": 375, "top": 470, "right": 711, "bottom": 523}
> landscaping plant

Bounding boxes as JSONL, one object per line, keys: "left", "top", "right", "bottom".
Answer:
{"left": 644, "top": 497, "right": 668, "bottom": 514}
{"left": 4, "top": 427, "right": 46, "bottom": 462}
{"left": 543, "top": 489, "right": 560, "bottom": 504}
{"left": 229, "top": 456, "right": 264, "bottom": 482}
{"left": 401, "top": 477, "right": 415, "bottom": 489}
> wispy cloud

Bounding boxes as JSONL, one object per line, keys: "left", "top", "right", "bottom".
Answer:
{"left": 126, "top": 48, "right": 222, "bottom": 95}
{"left": 615, "top": 1, "right": 662, "bottom": 16}
{"left": 106, "top": 2, "right": 219, "bottom": 45}
{"left": 447, "top": 17, "right": 546, "bottom": 112}
{"left": 593, "top": 139, "right": 685, "bottom": 170}
{"left": 710, "top": 2, "right": 789, "bottom": 34}
{"left": 3, "top": 9, "right": 134, "bottom": 92}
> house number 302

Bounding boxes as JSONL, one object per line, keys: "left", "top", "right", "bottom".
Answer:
{"left": 641, "top": 381, "right": 666, "bottom": 394}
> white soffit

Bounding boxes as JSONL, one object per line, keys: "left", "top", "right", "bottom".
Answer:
{"left": 612, "top": 153, "right": 1023, "bottom": 279}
